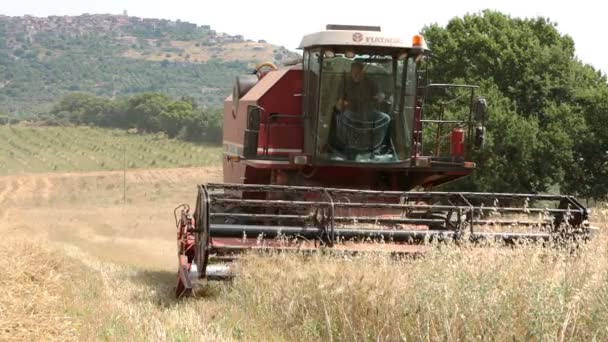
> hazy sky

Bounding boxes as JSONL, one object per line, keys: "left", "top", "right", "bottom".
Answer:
{"left": 3, "top": 0, "right": 606, "bottom": 73}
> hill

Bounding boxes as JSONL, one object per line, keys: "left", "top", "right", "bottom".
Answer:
{"left": 0, "top": 14, "right": 298, "bottom": 116}
{"left": 0, "top": 125, "right": 221, "bottom": 175}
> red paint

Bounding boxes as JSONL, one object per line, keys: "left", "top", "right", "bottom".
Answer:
{"left": 257, "top": 69, "right": 304, "bottom": 156}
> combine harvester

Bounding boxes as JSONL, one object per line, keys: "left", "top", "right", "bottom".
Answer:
{"left": 175, "top": 25, "right": 593, "bottom": 298}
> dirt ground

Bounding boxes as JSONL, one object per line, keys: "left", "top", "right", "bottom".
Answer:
{"left": 0, "top": 167, "right": 222, "bottom": 269}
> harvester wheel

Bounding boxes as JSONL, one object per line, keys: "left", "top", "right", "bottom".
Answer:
{"left": 191, "top": 186, "right": 211, "bottom": 292}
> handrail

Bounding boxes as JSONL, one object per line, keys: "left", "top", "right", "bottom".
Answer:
{"left": 421, "top": 120, "right": 470, "bottom": 127}
{"left": 419, "top": 84, "right": 478, "bottom": 158}
{"left": 426, "top": 83, "right": 479, "bottom": 89}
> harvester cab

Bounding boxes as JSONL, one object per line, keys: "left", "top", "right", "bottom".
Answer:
{"left": 175, "top": 25, "right": 593, "bottom": 298}
{"left": 231, "top": 25, "right": 484, "bottom": 189}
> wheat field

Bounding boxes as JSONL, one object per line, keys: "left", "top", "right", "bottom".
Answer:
{"left": 0, "top": 139, "right": 607, "bottom": 340}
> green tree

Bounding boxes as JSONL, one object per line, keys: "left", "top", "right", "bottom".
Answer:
{"left": 49, "top": 92, "right": 223, "bottom": 144}
{"left": 51, "top": 93, "right": 110, "bottom": 125}
{"left": 424, "top": 10, "right": 608, "bottom": 197}
{"left": 125, "top": 92, "right": 171, "bottom": 131}
{"left": 159, "top": 100, "right": 194, "bottom": 137}
{"left": 566, "top": 84, "right": 608, "bottom": 199}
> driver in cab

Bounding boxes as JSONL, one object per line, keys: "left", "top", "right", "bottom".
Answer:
{"left": 335, "top": 61, "right": 385, "bottom": 116}
{"left": 326, "top": 61, "right": 391, "bottom": 157}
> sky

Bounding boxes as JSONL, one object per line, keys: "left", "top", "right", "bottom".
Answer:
{"left": 3, "top": 0, "right": 606, "bottom": 73}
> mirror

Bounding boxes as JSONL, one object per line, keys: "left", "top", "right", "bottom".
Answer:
{"left": 474, "top": 126, "right": 485, "bottom": 149}
{"left": 474, "top": 97, "right": 488, "bottom": 122}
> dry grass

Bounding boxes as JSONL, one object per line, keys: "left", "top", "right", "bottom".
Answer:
{"left": 0, "top": 239, "right": 77, "bottom": 341}
{"left": 56, "top": 244, "right": 229, "bottom": 341}
{"left": 1, "top": 168, "right": 608, "bottom": 341}
{"left": 0, "top": 167, "right": 229, "bottom": 341}
{"left": 219, "top": 209, "right": 608, "bottom": 341}
{"left": 5, "top": 235, "right": 608, "bottom": 341}
{"left": 0, "top": 239, "right": 229, "bottom": 341}
{"left": 224, "top": 237, "right": 608, "bottom": 341}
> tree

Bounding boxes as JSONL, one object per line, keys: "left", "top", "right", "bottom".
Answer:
{"left": 49, "top": 92, "right": 223, "bottom": 144}
{"left": 51, "top": 93, "right": 110, "bottom": 125}
{"left": 566, "top": 83, "right": 608, "bottom": 199}
{"left": 125, "top": 92, "right": 171, "bottom": 131}
{"left": 424, "top": 10, "right": 608, "bottom": 197}
{"left": 159, "top": 100, "right": 194, "bottom": 137}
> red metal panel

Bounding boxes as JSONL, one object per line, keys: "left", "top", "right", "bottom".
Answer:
{"left": 257, "top": 69, "right": 304, "bottom": 156}
{"left": 258, "top": 124, "right": 304, "bottom": 154}
{"left": 222, "top": 67, "right": 304, "bottom": 183}
{"left": 258, "top": 69, "right": 302, "bottom": 115}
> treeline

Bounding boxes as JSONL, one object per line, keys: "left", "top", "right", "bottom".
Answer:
{"left": 44, "top": 92, "right": 222, "bottom": 143}
{"left": 424, "top": 11, "right": 608, "bottom": 200}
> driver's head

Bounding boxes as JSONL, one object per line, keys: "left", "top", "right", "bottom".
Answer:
{"left": 350, "top": 62, "right": 365, "bottom": 82}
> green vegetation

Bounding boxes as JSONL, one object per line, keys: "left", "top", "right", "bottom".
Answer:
{"left": 423, "top": 11, "right": 608, "bottom": 199}
{"left": 0, "top": 15, "right": 293, "bottom": 116}
{"left": 0, "top": 45, "right": 244, "bottom": 116}
{"left": 47, "top": 92, "right": 222, "bottom": 143}
{"left": 0, "top": 125, "right": 221, "bottom": 175}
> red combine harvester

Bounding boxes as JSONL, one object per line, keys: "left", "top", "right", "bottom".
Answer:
{"left": 175, "top": 25, "right": 592, "bottom": 298}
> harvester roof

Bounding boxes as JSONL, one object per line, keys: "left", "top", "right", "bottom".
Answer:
{"left": 298, "top": 24, "right": 428, "bottom": 50}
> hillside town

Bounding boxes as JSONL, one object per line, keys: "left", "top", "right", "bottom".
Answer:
{"left": 0, "top": 13, "right": 257, "bottom": 48}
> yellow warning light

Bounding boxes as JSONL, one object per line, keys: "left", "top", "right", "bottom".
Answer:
{"left": 412, "top": 34, "right": 426, "bottom": 49}
{"left": 226, "top": 155, "right": 241, "bottom": 163}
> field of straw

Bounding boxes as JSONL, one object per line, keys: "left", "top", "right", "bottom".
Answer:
{"left": 0, "top": 166, "right": 607, "bottom": 341}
